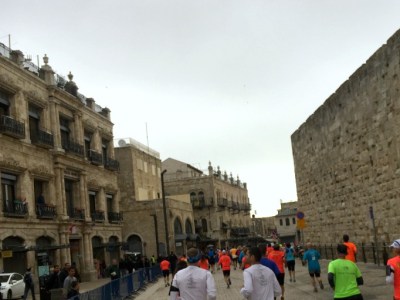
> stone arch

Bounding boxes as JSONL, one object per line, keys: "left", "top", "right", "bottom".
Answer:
{"left": 108, "top": 235, "right": 121, "bottom": 261}
{"left": 174, "top": 217, "right": 183, "bottom": 234}
{"left": 185, "top": 218, "right": 193, "bottom": 234}
{"left": 127, "top": 234, "right": 142, "bottom": 253}
{"left": 2, "top": 236, "right": 26, "bottom": 273}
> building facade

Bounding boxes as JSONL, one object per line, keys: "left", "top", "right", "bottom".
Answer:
{"left": 115, "top": 139, "right": 195, "bottom": 257}
{"left": 291, "top": 29, "right": 400, "bottom": 245}
{"left": 252, "top": 216, "right": 277, "bottom": 241}
{"left": 274, "top": 201, "right": 299, "bottom": 244}
{"left": 163, "top": 158, "right": 252, "bottom": 249}
{"left": 0, "top": 44, "right": 122, "bottom": 281}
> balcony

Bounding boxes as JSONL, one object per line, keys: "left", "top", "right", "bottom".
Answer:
{"left": 36, "top": 204, "right": 57, "bottom": 219}
{"left": 227, "top": 200, "right": 233, "bottom": 209}
{"left": 192, "top": 199, "right": 205, "bottom": 209}
{"left": 232, "top": 202, "right": 239, "bottom": 210}
{"left": 243, "top": 204, "right": 252, "bottom": 211}
{"left": 89, "top": 150, "right": 103, "bottom": 166}
{"left": 0, "top": 115, "right": 25, "bottom": 139}
{"left": 31, "top": 129, "right": 54, "bottom": 148}
{"left": 71, "top": 208, "right": 85, "bottom": 221}
{"left": 217, "top": 198, "right": 227, "bottom": 207}
{"left": 108, "top": 212, "right": 123, "bottom": 223}
{"left": 205, "top": 198, "right": 214, "bottom": 207}
{"left": 3, "top": 200, "right": 28, "bottom": 218}
{"left": 63, "top": 139, "right": 84, "bottom": 156}
{"left": 105, "top": 158, "right": 119, "bottom": 171}
{"left": 91, "top": 210, "right": 105, "bottom": 222}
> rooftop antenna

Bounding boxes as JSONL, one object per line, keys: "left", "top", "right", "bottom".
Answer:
{"left": 8, "top": 34, "right": 11, "bottom": 50}
{"left": 146, "top": 122, "right": 150, "bottom": 155}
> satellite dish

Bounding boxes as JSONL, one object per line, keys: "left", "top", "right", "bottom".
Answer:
{"left": 118, "top": 139, "right": 127, "bottom": 147}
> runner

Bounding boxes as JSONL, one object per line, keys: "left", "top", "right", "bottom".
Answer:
{"left": 328, "top": 244, "right": 364, "bottom": 300}
{"left": 268, "top": 244, "right": 285, "bottom": 300}
{"left": 230, "top": 246, "right": 238, "bottom": 270}
{"left": 343, "top": 234, "right": 357, "bottom": 263}
{"left": 285, "top": 243, "right": 296, "bottom": 282}
{"left": 302, "top": 242, "right": 324, "bottom": 293}
{"left": 386, "top": 239, "right": 400, "bottom": 300}
{"left": 207, "top": 247, "right": 216, "bottom": 273}
{"left": 218, "top": 250, "right": 232, "bottom": 288}
{"left": 160, "top": 257, "right": 171, "bottom": 287}
{"left": 198, "top": 254, "right": 210, "bottom": 270}
{"left": 240, "top": 246, "right": 282, "bottom": 300}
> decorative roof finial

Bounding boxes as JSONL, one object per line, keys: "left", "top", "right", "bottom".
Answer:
{"left": 68, "top": 71, "right": 73, "bottom": 81}
{"left": 43, "top": 54, "right": 49, "bottom": 65}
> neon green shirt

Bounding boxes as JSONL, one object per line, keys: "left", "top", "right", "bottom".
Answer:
{"left": 328, "top": 258, "right": 362, "bottom": 298}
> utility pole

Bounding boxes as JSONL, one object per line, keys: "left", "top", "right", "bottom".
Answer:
{"left": 161, "top": 170, "right": 170, "bottom": 255}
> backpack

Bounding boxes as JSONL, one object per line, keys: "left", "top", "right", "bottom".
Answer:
{"left": 24, "top": 273, "right": 32, "bottom": 286}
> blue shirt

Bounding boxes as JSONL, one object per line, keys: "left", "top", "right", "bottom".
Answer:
{"left": 285, "top": 247, "right": 295, "bottom": 261}
{"left": 260, "top": 257, "right": 281, "bottom": 277}
{"left": 303, "top": 249, "right": 321, "bottom": 272}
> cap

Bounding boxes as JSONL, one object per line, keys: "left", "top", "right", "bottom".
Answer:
{"left": 390, "top": 239, "right": 400, "bottom": 249}
{"left": 222, "top": 250, "right": 226, "bottom": 254}
{"left": 337, "top": 244, "right": 348, "bottom": 255}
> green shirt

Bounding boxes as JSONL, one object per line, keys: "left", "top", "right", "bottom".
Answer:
{"left": 328, "top": 258, "right": 362, "bottom": 298}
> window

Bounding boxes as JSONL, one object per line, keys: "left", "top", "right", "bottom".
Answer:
{"left": 174, "top": 218, "right": 183, "bottom": 234}
{"left": 0, "top": 90, "right": 10, "bottom": 117}
{"left": 185, "top": 219, "right": 193, "bottom": 234}
{"left": 285, "top": 218, "right": 290, "bottom": 226}
{"left": 106, "top": 194, "right": 113, "bottom": 213}
{"left": 89, "top": 191, "right": 97, "bottom": 214}
{"left": 143, "top": 161, "right": 148, "bottom": 173}
{"left": 1, "top": 172, "right": 17, "bottom": 213}
{"left": 64, "top": 179, "right": 76, "bottom": 216}
{"left": 29, "top": 104, "right": 41, "bottom": 142}
{"left": 292, "top": 217, "right": 296, "bottom": 225}
{"left": 279, "top": 219, "right": 283, "bottom": 226}
{"left": 201, "top": 218, "right": 208, "bottom": 232}
{"left": 198, "top": 191, "right": 204, "bottom": 202}
{"left": 102, "top": 139, "right": 109, "bottom": 163}
{"left": 190, "top": 192, "right": 197, "bottom": 203}
{"left": 84, "top": 131, "right": 93, "bottom": 159}
{"left": 136, "top": 159, "right": 143, "bottom": 171}
{"left": 152, "top": 165, "right": 156, "bottom": 176}
{"left": 60, "top": 117, "right": 70, "bottom": 149}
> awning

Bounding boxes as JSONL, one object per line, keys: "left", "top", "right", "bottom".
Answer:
{"left": 186, "top": 234, "right": 200, "bottom": 241}
{"left": 174, "top": 234, "right": 187, "bottom": 241}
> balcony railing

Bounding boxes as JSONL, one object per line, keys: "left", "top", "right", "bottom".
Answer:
{"left": 91, "top": 210, "right": 105, "bottom": 222}
{"left": 217, "top": 198, "right": 228, "bottom": 207}
{"left": 227, "top": 200, "right": 233, "bottom": 208}
{"left": 192, "top": 199, "right": 205, "bottom": 209}
{"left": 108, "top": 212, "right": 123, "bottom": 223}
{"left": 71, "top": 208, "right": 85, "bottom": 221}
{"left": 0, "top": 115, "right": 25, "bottom": 139}
{"left": 31, "top": 129, "right": 54, "bottom": 148}
{"left": 36, "top": 204, "right": 57, "bottom": 219}
{"left": 89, "top": 150, "right": 103, "bottom": 165}
{"left": 62, "top": 139, "right": 84, "bottom": 156}
{"left": 3, "top": 200, "right": 28, "bottom": 218}
{"left": 105, "top": 158, "right": 119, "bottom": 171}
{"left": 232, "top": 202, "right": 239, "bottom": 210}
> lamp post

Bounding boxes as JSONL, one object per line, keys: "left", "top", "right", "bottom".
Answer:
{"left": 150, "top": 213, "right": 159, "bottom": 258}
{"left": 161, "top": 170, "right": 170, "bottom": 255}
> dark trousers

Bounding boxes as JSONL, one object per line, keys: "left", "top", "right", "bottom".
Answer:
{"left": 23, "top": 284, "right": 36, "bottom": 300}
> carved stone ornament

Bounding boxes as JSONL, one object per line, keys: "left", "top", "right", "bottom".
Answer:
{"left": 30, "top": 165, "right": 53, "bottom": 178}
{"left": 87, "top": 178, "right": 99, "bottom": 187}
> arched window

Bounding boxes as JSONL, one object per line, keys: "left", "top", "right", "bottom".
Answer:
{"left": 201, "top": 218, "right": 208, "bottom": 232}
{"left": 174, "top": 218, "right": 183, "bottom": 234}
{"left": 185, "top": 219, "right": 193, "bottom": 234}
{"left": 127, "top": 234, "right": 142, "bottom": 253}
{"left": 285, "top": 218, "right": 290, "bottom": 226}
{"left": 190, "top": 192, "right": 197, "bottom": 203}
{"left": 198, "top": 191, "right": 205, "bottom": 205}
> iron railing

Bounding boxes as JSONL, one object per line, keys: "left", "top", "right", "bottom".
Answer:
{"left": 89, "top": 150, "right": 103, "bottom": 165}
{"left": 3, "top": 200, "right": 28, "bottom": 217}
{"left": 31, "top": 129, "right": 54, "bottom": 148}
{"left": 62, "top": 139, "right": 84, "bottom": 156}
{"left": 105, "top": 158, "right": 119, "bottom": 171}
{"left": 91, "top": 210, "right": 105, "bottom": 222}
{"left": 108, "top": 212, "right": 123, "bottom": 223}
{"left": 0, "top": 115, "right": 25, "bottom": 139}
{"left": 36, "top": 204, "right": 56, "bottom": 219}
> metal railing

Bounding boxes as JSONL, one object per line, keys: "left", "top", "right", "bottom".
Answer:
{"left": 105, "top": 157, "right": 119, "bottom": 171}
{"left": 62, "top": 139, "right": 84, "bottom": 156}
{"left": 3, "top": 200, "right": 28, "bottom": 217}
{"left": 89, "top": 149, "right": 103, "bottom": 165}
{"left": 0, "top": 115, "right": 25, "bottom": 139}
{"left": 36, "top": 204, "right": 56, "bottom": 219}
{"left": 31, "top": 129, "right": 54, "bottom": 148}
{"left": 108, "top": 212, "right": 123, "bottom": 223}
{"left": 75, "top": 265, "right": 161, "bottom": 300}
{"left": 217, "top": 198, "right": 228, "bottom": 207}
{"left": 91, "top": 210, "right": 105, "bottom": 222}
{"left": 70, "top": 208, "right": 85, "bottom": 220}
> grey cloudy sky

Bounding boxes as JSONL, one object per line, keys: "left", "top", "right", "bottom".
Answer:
{"left": 2, "top": 1, "right": 400, "bottom": 217}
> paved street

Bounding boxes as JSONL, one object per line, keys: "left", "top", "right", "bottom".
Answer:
{"left": 133, "top": 259, "right": 392, "bottom": 300}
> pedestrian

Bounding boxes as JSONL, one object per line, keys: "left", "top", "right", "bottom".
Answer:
{"left": 107, "top": 258, "right": 121, "bottom": 297}
{"left": 343, "top": 234, "right": 357, "bottom": 263}
{"left": 23, "top": 267, "right": 35, "bottom": 300}
{"left": 168, "top": 251, "right": 178, "bottom": 275}
{"left": 198, "top": 254, "right": 209, "bottom": 270}
{"left": 302, "top": 242, "right": 324, "bottom": 293}
{"left": 240, "top": 246, "right": 282, "bottom": 300}
{"left": 230, "top": 246, "right": 238, "bottom": 270}
{"left": 71, "top": 262, "right": 81, "bottom": 282}
{"left": 285, "top": 243, "right": 296, "bottom": 282}
{"left": 66, "top": 280, "right": 80, "bottom": 300}
{"left": 218, "top": 249, "right": 232, "bottom": 288}
{"left": 207, "top": 247, "right": 216, "bottom": 273}
{"left": 46, "top": 264, "right": 61, "bottom": 294}
{"left": 328, "top": 244, "right": 364, "bottom": 300}
{"left": 160, "top": 257, "right": 171, "bottom": 287}
{"left": 63, "top": 267, "right": 77, "bottom": 297}
{"left": 259, "top": 244, "right": 281, "bottom": 277}
{"left": 169, "top": 248, "right": 216, "bottom": 300}
{"left": 58, "top": 262, "right": 70, "bottom": 287}
{"left": 386, "top": 239, "right": 400, "bottom": 300}
{"left": 168, "top": 260, "right": 188, "bottom": 296}
{"left": 150, "top": 254, "right": 156, "bottom": 266}
{"left": 239, "top": 246, "right": 247, "bottom": 269}
{"left": 268, "top": 244, "right": 285, "bottom": 299}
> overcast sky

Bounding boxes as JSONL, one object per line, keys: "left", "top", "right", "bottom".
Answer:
{"left": 2, "top": 1, "right": 400, "bottom": 217}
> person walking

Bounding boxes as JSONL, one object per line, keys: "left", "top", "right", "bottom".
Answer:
{"left": 328, "top": 244, "right": 364, "bottom": 300}
{"left": 218, "top": 250, "right": 232, "bottom": 288}
{"left": 45, "top": 264, "right": 61, "bottom": 296}
{"left": 107, "top": 259, "right": 121, "bottom": 297}
{"left": 23, "top": 267, "right": 36, "bottom": 300}
{"left": 66, "top": 280, "right": 80, "bottom": 300}
{"left": 386, "top": 239, "right": 400, "bottom": 300}
{"left": 240, "top": 246, "right": 282, "bottom": 300}
{"left": 343, "top": 234, "right": 357, "bottom": 263}
{"left": 160, "top": 257, "right": 171, "bottom": 287}
{"left": 58, "top": 262, "right": 70, "bottom": 287}
{"left": 169, "top": 248, "right": 216, "bottom": 300}
{"left": 268, "top": 244, "right": 285, "bottom": 299}
{"left": 63, "top": 267, "right": 77, "bottom": 298}
{"left": 207, "top": 247, "right": 216, "bottom": 273}
{"left": 302, "top": 242, "right": 324, "bottom": 293}
{"left": 284, "top": 243, "right": 296, "bottom": 282}
{"left": 198, "top": 254, "right": 209, "bottom": 270}
{"left": 168, "top": 251, "right": 178, "bottom": 276}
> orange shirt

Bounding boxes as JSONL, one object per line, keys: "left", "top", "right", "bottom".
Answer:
{"left": 387, "top": 256, "right": 400, "bottom": 300}
{"left": 241, "top": 256, "right": 251, "bottom": 270}
{"left": 266, "top": 246, "right": 273, "bottom": 256}
{"left": 268, "top": 250, "right": 285, "bottom": 273}
{"left": 160, "top": 260, "right": 170, "bottom": 271}
{"left": 218, "top": 254, "right": 231, "bottom": 271}
{"left": 198, "top": 259, "right": 209, "bottom": 270}
{"left": 344, "top": 242, "right": 357, "bottom": 262}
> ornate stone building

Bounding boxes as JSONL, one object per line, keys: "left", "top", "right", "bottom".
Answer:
{"left": 274, "top": 201, "right": 299, "bottom": 244}
{"left": 291, "top": 29, "right": 400, "bottom": 245}
{"left": 0, "top": 43, "right": 122, "bottom": 281}
{"left": 115, "top": 139, "right": 195, "bottom": 257}
{"left": 162, "top": 158, "right": 252, "bottom": 249}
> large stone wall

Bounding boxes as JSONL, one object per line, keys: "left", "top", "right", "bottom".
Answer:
{"left": 291, "top": 29, "right": 400, "bottom": 245}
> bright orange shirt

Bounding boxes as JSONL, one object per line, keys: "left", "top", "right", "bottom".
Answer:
{"left": 266, "top": 246, "right": 273, "bottom": 256}
{"left": 218, "top": 254, "right": 231, "bottom": 271}
{"left": 387, "top": 256, "right": 400, "bottom": 300}
{"left": 241, "top": 256, "right": 251, "bottom": 270}
{"left": 160, "top": 260, "right": 170, "bottom": 271}
{"left": 344, "top": 242, "right": 357, "bottom": 262}
{"left": 198, "top": 259, "right": 209, "bottom": 270}
{"left": 268, "top": 250, "right": 285, "bottom": 273}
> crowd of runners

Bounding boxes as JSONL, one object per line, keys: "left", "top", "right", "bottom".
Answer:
{"left": 155, "top": 234, "right": 400, "bottom": 299}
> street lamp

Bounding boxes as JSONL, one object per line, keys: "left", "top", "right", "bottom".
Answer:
{"left": 161, "top": 170, "right": 170, "bottom": 255}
